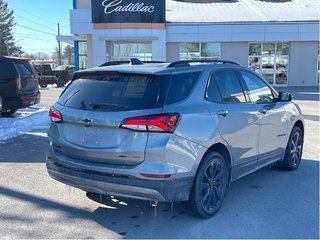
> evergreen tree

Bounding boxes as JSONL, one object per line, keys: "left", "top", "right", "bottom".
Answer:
{"left": 0, "top": 0, "right": 23, "bottom": 56}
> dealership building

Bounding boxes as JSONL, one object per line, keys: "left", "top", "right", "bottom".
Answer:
{"left": 68, "top": 0, "right": 319, "bottom": 86}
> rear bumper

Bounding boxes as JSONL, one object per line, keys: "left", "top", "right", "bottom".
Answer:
{"left": 46, "top": 150, "right": 194, "bottom": 202}
{"left": 2, "top": 91, "right": 40, "bottom": 110}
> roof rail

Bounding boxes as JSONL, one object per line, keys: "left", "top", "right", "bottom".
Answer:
{"left": 99, "top": 58, "right": 166, "bottom": 67}
{"left": 130, "top": 58, "right": 143, "bottom": 65}
{"left": 167, "top": 59, "right": 239, "bottom": 68}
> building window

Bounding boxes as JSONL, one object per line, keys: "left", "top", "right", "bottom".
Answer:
{"left": 75, "top": 34, "right": 88, "bottom": 70}
{"left": 78, "top": 41, "right": 88, "bottom": 69}
{"left": 107, "top": 41, "right": 152, "bottom": 61}
{"left": 180, "top": 42, "right": 220, "bottom": 60}
{"left": 249, "top": 42, "right": 289, "bottom": 85}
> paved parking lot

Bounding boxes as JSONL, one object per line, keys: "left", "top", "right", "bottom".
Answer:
{"left": 0, "top": 86, "right": 319, "bottom": 239}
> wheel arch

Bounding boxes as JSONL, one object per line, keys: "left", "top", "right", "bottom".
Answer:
{"left": 199, "top": 143, "right": 233, "bottom": 184}
{"left": 293, "top": 120, "right": 304, "bottom": 137}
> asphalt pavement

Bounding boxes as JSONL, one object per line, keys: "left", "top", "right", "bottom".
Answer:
{"left": 0, "top": 86, "right": 319, "bottom": 239}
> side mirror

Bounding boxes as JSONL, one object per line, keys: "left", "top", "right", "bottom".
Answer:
{"left": 279, "top": 92, "right": 292, "bottom": 102}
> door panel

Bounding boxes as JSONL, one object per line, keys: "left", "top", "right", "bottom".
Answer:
{"left": 256, "top": 103, "right": 288, "bottom": 165}
{"left": 205, "top": 69, "right": 260, "bottom": 180}
{"left": 205, "top": 102, "right": 260, "bottom": 180}
{"left": 238, "top": 70, "right": 288, "bottom": 166}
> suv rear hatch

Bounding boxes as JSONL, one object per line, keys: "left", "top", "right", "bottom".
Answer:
{"left": 13, "top": 59, "right": 39, "bottom": 94}
{"left": 50, "top": 71, "right": 171, "bottom": 165}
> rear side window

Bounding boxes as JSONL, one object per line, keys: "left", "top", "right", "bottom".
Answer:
{"left": 165, "top": 71, "right": 201, "bottom": 105}
{"left": 58, "top": 73, "right": 164, "bottom": 111}
{"left": 206, "top": 75, "right": 222, "bottom": 103}
{"left": 15, "top": 62, "right": 34, "bottom": 76}
{"left": 213, "top": 70, "right": 246, "bottom": 103}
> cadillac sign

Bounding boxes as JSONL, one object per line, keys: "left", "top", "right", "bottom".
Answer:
{"left": 92, "top": 0, "right": 165, "bottom": 23}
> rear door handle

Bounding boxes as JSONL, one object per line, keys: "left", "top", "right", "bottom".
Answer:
{"left": 217, "top": 110, "right": 229, "bottom": 117}
{"left": 259, "top": 109, "right": 267, "bottom": 114}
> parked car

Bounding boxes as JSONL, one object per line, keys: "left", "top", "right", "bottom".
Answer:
{"left": 34, "top": 64, "right": 74, "bottom": 88}
{"left": 0, "top": 56, "right": 40, "bottom": 117}
{"left": 46, "top": 59, "right": 304, "bottom": 218}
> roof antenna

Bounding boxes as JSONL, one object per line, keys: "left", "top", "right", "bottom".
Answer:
{"left": 130, "top": 58, "right": 144, "bottom": 65}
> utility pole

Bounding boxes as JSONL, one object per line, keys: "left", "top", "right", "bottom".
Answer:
{"left": 57, "top": 23, "right": 62, "bottom": 65}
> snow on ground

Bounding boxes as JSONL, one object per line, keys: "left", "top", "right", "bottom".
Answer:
{"left": 0, "top": 105, "right": 50, "bottom": 142}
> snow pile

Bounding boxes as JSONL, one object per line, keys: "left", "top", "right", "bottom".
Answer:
{"left": 0, "top": 106, "right": 50, "bottom": 142}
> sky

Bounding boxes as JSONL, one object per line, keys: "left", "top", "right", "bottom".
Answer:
{"left": 6, "top": 0, "right": 73, "bottom": 57}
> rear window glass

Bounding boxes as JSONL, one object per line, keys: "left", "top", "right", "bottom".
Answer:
{"left": 58, "top": 73, "right": 165, "bottom": 111}
{"left": 165, "top": 71, "right": 201, "bottom": 105}
{"left": 15, "top": 62, "right": 34, "bottom": 76}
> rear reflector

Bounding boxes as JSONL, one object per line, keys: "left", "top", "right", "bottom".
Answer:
{"left": 21, "top": 99, "right": 30, "bottom": 106}
{"left": 120, "top": 113, "right": 180, "bottom": 133}
{"left": 49, "top": 107, "right": 63, "bottom": 122}
{"left": 140, "top": 173, "right": 171, "bottom": 179}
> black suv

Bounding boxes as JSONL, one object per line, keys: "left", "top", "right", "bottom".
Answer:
{"left": 0, "top": 56, "right": 40, "bottom": 116}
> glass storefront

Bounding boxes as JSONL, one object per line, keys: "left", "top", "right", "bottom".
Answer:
{"left": 107, "top": 41, "right": 152, "bottom": 61}
{"left": 249, "top": 42, "right": 289, "bottom": 85}
{"left": 78, "top": 41, "right": 88, "bottom": 69}
{"left": 180, "top": 42, "right": 220, "bottom": 60}
{"left": 77, "top": 34, "right": 88, "bottom": 70}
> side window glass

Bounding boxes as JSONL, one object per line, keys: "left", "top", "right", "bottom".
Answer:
{"left": 240, "top": 71, "right": 275, "bottom": 103}
{"left": 213, "top": 70, "right": 246, "bottom": 103}
{"left": 206, "top": 75, "right": 222, "bottom": 103}
{"left": 165, "top": 71, "right": 201, "bottom": 105}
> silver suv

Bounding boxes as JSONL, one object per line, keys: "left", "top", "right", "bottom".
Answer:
{"left": 46, "top": 59, "right": 304, "bottom": 218}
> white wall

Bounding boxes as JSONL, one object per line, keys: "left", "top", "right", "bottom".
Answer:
{"left": 166, "top": 43, "right": 180, "bottom": 62}
{"left": 76, "top": 0, "right": 91, "bottom": 9}
{"left": 166, "top": 22, "right": 319, "bottom": 42}
{"left": 289, "top": 42, "right": 318, "bottom": 86}
{"left": 221, "top": 42, "right": 248, "bottom": 67}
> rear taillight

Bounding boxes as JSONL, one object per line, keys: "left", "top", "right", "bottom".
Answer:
{"left": 120, "top": 113, "right": 180, "bottom": 133}
{"left": 49, "top": 107, "right": 63, "bottom": 122}
{"left": 21, "top": 99, "right": 30, "bottom": 106}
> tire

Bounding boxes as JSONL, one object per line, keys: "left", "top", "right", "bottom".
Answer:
{"left": 40, "top": 83, "right": 47, "bottom": 88}
{"left": 283, "top": 126, "right": 303, "bottom": 171}
{"left": 187, "top": 152, "right": 229, "bottom": 218}
{"left": 56, "top": 77, "right": 65, "bottom": 88}
{"left": 1, "top": 109, "right": 17, "bottom": 117}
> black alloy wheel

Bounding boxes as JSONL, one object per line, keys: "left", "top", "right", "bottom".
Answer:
{"left": 40, "top": 83, "right": 48, "bottom": 88}
{"left": 187, "top": 152, "right": 229, "bottom": 218}
{"left": 284, "top": 126, "right": 303, "bottom": 170}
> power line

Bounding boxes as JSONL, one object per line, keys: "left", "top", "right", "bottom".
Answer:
{"left": 14, "top": 32, "right": 54, "bottom": 37}
{"left": 15, "top": 24, "right": 56, "bottom": 36}
{"left": 15, "top": 14, "right": 57, "bottom": 33}
{"left": 20, "top": 37, "right": 57, "bottom": 41}
{"left": 8, "top": 3, "right": 70, "bottom": 32}
{"left": 14, "top": 34, "right": 54, "bottom": 40}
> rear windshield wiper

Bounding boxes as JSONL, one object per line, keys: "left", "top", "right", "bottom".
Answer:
{"left": 89, "top": 103, "right": 128, "bottom": 110}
